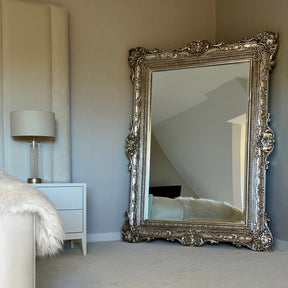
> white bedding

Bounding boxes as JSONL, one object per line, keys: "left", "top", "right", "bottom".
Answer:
{"left": 149, "top": 195, "right": 243, "bottom": 222}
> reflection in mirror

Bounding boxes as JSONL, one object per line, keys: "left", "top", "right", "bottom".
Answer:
{"left": 148, "top": 62, "right": 249, "bottom": 223}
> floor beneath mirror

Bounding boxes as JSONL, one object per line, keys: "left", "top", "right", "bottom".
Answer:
{"left": 37, "top": 240, "right": 288, "bottom": 288}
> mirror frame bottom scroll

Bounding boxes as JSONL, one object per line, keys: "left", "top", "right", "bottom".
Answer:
{"left": 122, "top": 31, "right": 279, "bottom": 251}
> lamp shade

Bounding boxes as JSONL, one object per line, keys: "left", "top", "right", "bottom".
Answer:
{"left": 10, "top": 110, "right": 55, "bottom": 137}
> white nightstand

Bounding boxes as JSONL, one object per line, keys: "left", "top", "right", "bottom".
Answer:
{"left": 34, "top": 183, "right": 87, "bottom": 255}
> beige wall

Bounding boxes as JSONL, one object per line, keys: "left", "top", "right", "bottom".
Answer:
{"left": 32, "top": 0, "right": 215, "bottom": 237}
{"left": 216, "top": 0, "right": 288, "bottom": 242}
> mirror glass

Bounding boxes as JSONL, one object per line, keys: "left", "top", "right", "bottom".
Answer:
{"left": 147, "top": 62, "right": 250, "bottom": 223}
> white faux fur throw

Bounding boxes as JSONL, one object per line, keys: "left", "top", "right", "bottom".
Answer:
{"left": 0, "top": 170, "right": 64, "bottom": 257}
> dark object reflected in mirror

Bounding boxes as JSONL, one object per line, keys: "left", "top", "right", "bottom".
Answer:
{"left": 149, "top": 186, "right": 181, "bottom": 199}
{"left": 122, "top": 32, "right": 279, "bottom": 251}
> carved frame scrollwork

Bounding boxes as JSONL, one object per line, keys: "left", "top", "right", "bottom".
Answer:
{"left": 122, "top": 32, "right": 279, "bottom": 251}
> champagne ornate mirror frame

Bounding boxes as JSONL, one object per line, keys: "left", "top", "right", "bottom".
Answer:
{"left": 122, "top": 32, "right": 278, "bottom": 251}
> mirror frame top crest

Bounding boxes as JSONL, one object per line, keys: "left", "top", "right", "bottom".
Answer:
{"left": 122, "top": 31, "right": 279, "bottom": 251}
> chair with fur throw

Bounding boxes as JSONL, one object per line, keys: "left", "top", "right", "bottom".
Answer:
{"left": 0, "top": 170, "right": 64, "bottom": 288}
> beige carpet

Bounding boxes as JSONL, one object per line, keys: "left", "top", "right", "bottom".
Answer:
{"left": 37, "top": 240, "right": 288, "bottom": 288}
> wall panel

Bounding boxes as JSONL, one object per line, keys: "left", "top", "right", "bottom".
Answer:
{"left": 0, "top": 0, "right": 70, "bottom": 182}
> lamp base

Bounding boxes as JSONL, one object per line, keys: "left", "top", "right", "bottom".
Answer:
{"left": 27, "top": 177, "right": 42, "bottom": 184}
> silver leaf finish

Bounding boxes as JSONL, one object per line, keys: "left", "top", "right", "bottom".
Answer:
{"left": 122, "top": 32, "right": 278, "bottom": 251}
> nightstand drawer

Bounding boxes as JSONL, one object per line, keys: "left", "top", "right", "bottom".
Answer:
{"left": 58, "top": 210, "right": 83, "bottom": 233}
{"left": 34, "top": 183, "right": 87, "bottom": 255}
{"left": 37, "top": 186, "right": 83, "bottom": 210}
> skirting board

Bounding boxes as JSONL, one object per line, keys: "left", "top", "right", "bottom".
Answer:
{"left": 87, "top": 232, "right": 121, "bottom": 242}
{"left": 274, "top": 239, "right": 288, "bottom": 251}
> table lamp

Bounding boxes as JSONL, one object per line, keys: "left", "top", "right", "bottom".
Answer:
{"left": 10, "top": 110, "right": 56, "bottom": 183}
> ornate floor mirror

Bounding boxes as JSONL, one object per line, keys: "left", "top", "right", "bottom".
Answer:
{"left": 122, "top": 32, "right": 278, "bottom": 251}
